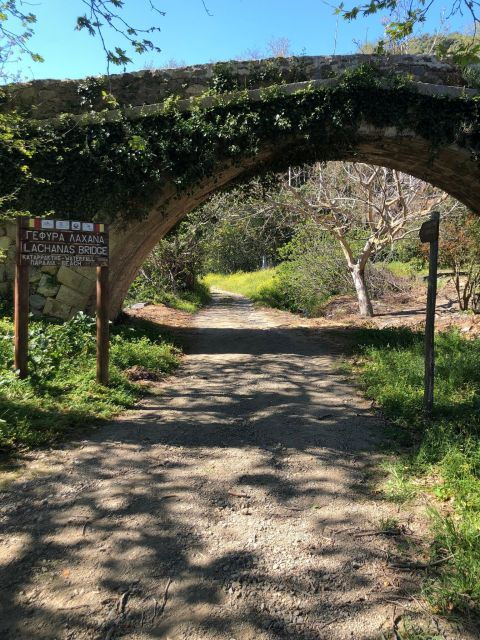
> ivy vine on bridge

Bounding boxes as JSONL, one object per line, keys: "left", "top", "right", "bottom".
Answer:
{"left": 0, "top": 54, "right": 479, "bottom": 318}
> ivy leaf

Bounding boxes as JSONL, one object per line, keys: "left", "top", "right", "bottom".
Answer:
{"left": 128, "top": 135, "right": 147, "bottom": 151}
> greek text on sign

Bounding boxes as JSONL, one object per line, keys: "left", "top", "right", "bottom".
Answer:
{"left": 18, "top": 217, "right": 109, "bottom": 267}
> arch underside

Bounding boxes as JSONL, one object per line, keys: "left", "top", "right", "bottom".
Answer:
{"left": 106, "top": 127, "right": 479, "bottom": 317}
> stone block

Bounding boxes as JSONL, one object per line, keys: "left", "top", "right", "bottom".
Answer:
{"left": 41, "top": 265, "right": 58, "bottom": 275}
{"left": 56, "top": 284, "right": 89, "bottom": 309}
{"left": 43, "top": 297, "right": 71, "bottom": 320}
{"left": 5, "top": 223, "right": 16, "bottom": 240}
{"left": 5, "top": 260, "right": 14, "bottom": 279}
{"left": 29, "top": 293, "right": 46, "bottom": 309}
{"left": 0, "top": 227, "right": 5, "bottom": 237}
{"left": 57, "top": 267, "right": 94, "bottom": 295}
{"left": 28, "top": 267, "right": 42, "bottom": 284}
{"left": 72, "top": 266, "right": 97, "bottom": 282}
{"left": 0, "top": 236, "right": 12, "bottom": 251}
{"left": 37, "top": 274, "right": 60, "bottom": 298}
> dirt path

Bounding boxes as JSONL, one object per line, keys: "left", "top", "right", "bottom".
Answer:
{"left": 0, "top": 292, "right": 467, "bottom": 639}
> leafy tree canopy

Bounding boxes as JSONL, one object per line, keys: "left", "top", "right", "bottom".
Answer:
{"left": 339, "top": 0, "right": 480, "bottom": 63}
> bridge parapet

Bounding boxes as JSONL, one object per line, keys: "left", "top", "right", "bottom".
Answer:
{"left": 3, "top": 54, "right": 463, "bottom": 119}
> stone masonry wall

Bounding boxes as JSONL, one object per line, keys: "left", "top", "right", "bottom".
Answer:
{"left": 2, "top": 55, "right": 463, "bottom": 119}
{"left": 0, "top": 55, "right": 466, "bottom": 319}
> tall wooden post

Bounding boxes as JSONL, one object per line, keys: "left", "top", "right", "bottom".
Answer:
{"left": 420, "top": 211, "right": 440, "bottom": 417}
{"left": 96, "top": 265, "right": 109, "bottom": 385}
{"left": 14, "top": 218, "right": 29, "bottom": 378}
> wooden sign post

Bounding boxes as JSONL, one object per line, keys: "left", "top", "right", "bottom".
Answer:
{"left": 15, "top": 217, "right": 110, "bottom": 384}
{"left": 96, "top": 265, "right": 110, "bottom": 386}
{"left": 14, "top": 219, "right": 29, "bottom": 378}
{"left": 419, "top": 211, "right": 440, "bottom": 417}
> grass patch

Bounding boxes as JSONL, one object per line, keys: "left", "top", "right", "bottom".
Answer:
{"left": 383, "top": 260, "right": 427, "bottom": 278}
{"left": 351, "top": 326, "right": 480, "bottom": 620}
{"left": 203, "top": 269, "right": 285, "bottom": 307}
{"left": 126, "top": 280, "right": 210, "bottom": 313}
{"left": 0, "top": 312, "right": 180, "bottom": 452}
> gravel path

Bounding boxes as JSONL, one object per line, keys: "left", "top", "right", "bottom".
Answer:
{"left": 0, "top": 291, "right": 470, "bottom": 639}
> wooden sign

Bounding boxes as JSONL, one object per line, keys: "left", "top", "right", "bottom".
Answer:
{"left": 15, "top": 217, "right": 110, "bottom": 385}
{"left": 17, "top": 217, "right": 109, "bottom": 267}
{"left": 419, "top": 217, "right": 439, "bottom": 244}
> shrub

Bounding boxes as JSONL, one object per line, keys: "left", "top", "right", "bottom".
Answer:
{"left": 0, "top": 313, "right": 180, "bottom": 451}
{"left": 355, "top": 327, "right": 480, "bottom": 617}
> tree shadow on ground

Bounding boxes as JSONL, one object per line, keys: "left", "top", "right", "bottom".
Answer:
{"left": 0, "top": 297, "right": 477, "bottom": 639}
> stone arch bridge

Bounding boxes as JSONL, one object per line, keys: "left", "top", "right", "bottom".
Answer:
{"left": 0, "top": 54, "right": 479, "bottom": 319}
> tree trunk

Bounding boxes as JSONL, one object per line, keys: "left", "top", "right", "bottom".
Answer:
{"left": 351, "top": 265, "right": 374, "bottom": 317}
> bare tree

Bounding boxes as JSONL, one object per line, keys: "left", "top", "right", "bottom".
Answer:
{"left": 276, "top": 162, "right": 450, "bottom": 316}
{"left": 267, "top": 37, "right": 292, "bottom": 57}
{"left": 237, "top": 37, "right": 293, "bottom": 62}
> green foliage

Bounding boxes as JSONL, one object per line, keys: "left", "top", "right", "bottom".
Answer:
{"left": 111, "top": 335, "right": 178, "bottom": 374}
{"left": 0, "top": 312, "right": 179, "bottom": 451}
{"left": 354, "top": 327, "right": 480, "bottom": 617}
{"left": 275, "top": 225, "right": 353, "bottom": 314}
{"left": 209, "top": 57, "right": 309, "bottom": 94}
{"left": 0, "top": 104, "right": 41, "bottom": 221}
{"left": 125, "top": 213, "right": 211, "bottom": 312}
{"left": 376, "top": 231, "right": 426, "bottom": 265}
{"left": 339, "top": 0, "right": 480, "bottom": 62}
{"left": 227, "top": 222, "right": 410, "bottom": 317}
{"left": 438, "top": 209, "right": 480, "bottom": 310}
{"left": 5, "top": 63, "right": 480, "bottom": 226}
{"left": 127, "top": 278, "right": 210, "bottom": 313}
{"left": 384, "top": 260, "right": 426, "bottom": 278}
{"left": 199, "top": 181, "right": 292, "bottom": 274}
{"left": 203, "top": 269, "right": 280, "bottom": 305}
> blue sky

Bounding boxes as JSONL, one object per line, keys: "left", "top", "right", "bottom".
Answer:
{"left": 11, "top": 0, "right": 470, "bottom": 81}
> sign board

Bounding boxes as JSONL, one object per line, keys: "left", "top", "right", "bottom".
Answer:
{"left": 17, "top": 217, "right": 109, "bottom": 267}
{"left": 419, "top": 218, "right": 439, "bottom": 244}
{"left": 14, "top": 217, "right": 110, "bottom": 385}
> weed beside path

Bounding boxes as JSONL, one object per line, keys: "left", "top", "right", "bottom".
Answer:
{"left": 126, "top": 279, "right": 210, "bottom": 313}
{"left": 348, "top": 327, "right": 480, "bottom": 625}
{"left": 0, "top": 312, "right": 180, "bottom": 451}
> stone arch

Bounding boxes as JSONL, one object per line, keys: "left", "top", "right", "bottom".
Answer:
{"left": 1, "top": 54, "right": 479, "bottom": 319}
{"left": 105, "top": 130, "right": 479, "bottom": 317}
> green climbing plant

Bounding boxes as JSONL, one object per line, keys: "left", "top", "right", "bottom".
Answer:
{"left": 1, "top": 63, "right": 479, "bottom": 227}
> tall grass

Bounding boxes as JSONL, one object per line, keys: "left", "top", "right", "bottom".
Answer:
{"left": 126, "top": 279, "right": 210, "bottom": 313}
{"left": 203, "top": 269, "right": 284, "bottom": 307}
{"left": 383, "top": 260, "right": 427, "bottom": 278}
{"left": 354, "top": 327, "right": 480, "bottom": 619}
